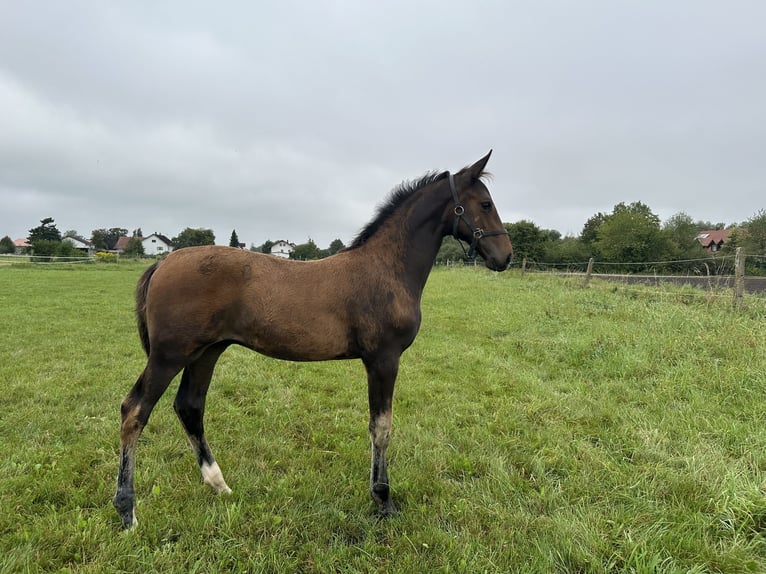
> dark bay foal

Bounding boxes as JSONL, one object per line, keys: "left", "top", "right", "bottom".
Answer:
{"left": 114, "top": 152, "right": 513, "bottom": 528}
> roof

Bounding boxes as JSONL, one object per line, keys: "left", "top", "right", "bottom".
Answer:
{"left": 695, "top": 229, "right": 730, "bottom": 248}
{"left": 114, "top": 236, "right": 132, "bottom": 251}
{"left": 143, "top": 233, "right": 173, "bottom": 245}
{"left": 63, "top": 236, "right": 93, "bottom": 247}
{"left": 14, "top": 238, "right": 30, "bottom": 247}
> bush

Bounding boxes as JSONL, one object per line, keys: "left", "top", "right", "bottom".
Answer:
{"left": 95, "top": 252, "right": 119, "bottom": 263}
{"left": 31, "top": 240, "right": 60, "bottom": 262}
{"left": 56, "top": 241, "right": 79, "bottom": 259}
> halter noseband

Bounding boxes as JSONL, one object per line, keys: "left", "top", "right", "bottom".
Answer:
{"left": 448, "top": 172, "right": 509, "bottom": 259}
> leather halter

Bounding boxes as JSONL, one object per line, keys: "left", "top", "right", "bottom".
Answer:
{"left": 448, "top": 172, "right": 509, "bottom": 259}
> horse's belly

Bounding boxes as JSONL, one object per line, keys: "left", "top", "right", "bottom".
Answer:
{"left": 239, "top": 317, "right": 354, "bottom": 362}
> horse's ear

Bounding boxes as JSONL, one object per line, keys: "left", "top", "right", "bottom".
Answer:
{"left": 465, "top": 150, "right": 492, "bottom": 181}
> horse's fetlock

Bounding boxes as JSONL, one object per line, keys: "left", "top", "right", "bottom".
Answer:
{"left": 113, "top": 490, "right": 134, "bottom": 512}
{"left": 371, "top": 482, "right": 390, "bottom": 503}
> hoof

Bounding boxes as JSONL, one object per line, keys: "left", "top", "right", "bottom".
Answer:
{"left": 371, "top": 483, "right": 397, "bottom": 517}
{"left": 378, "top": 499, "right": 398, "bottom": 518}
{"left": 113, "top": 493, "right": 137, "bottom": 530}
{"left": 118, "top": 509, "right": 138, "bottom": 530}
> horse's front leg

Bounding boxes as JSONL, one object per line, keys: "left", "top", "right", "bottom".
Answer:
{"left": 364, "top": 354, "right": 399, "bottom": 516}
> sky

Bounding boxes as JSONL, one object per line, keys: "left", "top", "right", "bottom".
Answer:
{"left": 1, "top": 1, "right": 764, "bottom": 249}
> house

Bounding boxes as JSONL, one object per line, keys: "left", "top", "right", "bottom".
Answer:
{"left": 62, "top": 236, "right": 95, "bottom": 255}
{"left": 113, "top": 236, "right": 132, "bottom": 253}
{"left": 141, "top": 233, "right": 173, "bottom": 256}
{"left": 114, "top": 233, "right": 174, "bottom": 256}
{"left": 695, "top": 229, "right": 730, "bottom": 253}
{"left": 270, "top": 240, "right": 294, "bottom": 259}
{"left": 13, "top": 238, "right": 30, "bottom": 254}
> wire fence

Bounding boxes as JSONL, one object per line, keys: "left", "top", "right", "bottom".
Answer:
{"left": 436, "top": 249, "right": 766, "bottom": 301}
{"left": 0, "top": 254, "right": 96, "bottom": 265}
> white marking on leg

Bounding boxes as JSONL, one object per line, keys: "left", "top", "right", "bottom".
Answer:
{"left": 371, "top": 411, "right": 392, "bottom": 449}
{"left": 201, "top": 461, "right": 232, "bottom": 494}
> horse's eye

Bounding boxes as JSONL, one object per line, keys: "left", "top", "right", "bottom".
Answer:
{"left": 480, "top": 201, "right": 492, "bottom": 211}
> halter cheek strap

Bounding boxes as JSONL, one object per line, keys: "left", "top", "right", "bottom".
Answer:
{"left": 448, "top": 172, "right": 509, "bottom": 259}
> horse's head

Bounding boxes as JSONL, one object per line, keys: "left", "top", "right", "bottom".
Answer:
{"left": 449, "top": 151, "right": 513, "bottom": 271}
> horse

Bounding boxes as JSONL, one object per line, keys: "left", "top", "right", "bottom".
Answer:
{"left": 113, "top": 151, "right": 513, "bottom": 529}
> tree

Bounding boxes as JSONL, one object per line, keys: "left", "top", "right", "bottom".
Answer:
{"left": 123, "top": 237, "right": 145, "bottom": 257}
{"left": 173, "top": 228, "right": 215, "bottom": 250}
{"left": 595, "top": 203, "right": 669, "bottom": 265}
{"left": 229, "top": 229, "right": 240, "bottom": 248}
{"left": 291, "top": 238, "right": 321, "bottom": 260}
{"left": 743, "top": 209, "right": 766, "bottom": 255}
{"left": 28, "top": 217, "right": 61, "bottom": 242}
{"left": 543, "top": 236, "right": 590, "bottom": 265}
{"left": 256, "top": 240, "right": 275, "bottom": 254}
{"left": 612, "top": 201, "right": 659, "bottom": 225}
{"left": 580, "top": 212, "right": 608, "bottom": 249}
{"left": 91, "top": 228, "right": 128, "bottom": 251}
{"left": 543, "top": 229, "right": 562, "bottom": 242}
{"left": 505, "top": 220, "right": 547, "bottom": 262}
{"left": 662, "top": 212, "right": 707, "bottom": 268}
{"left": 28, "top": 218, "right": 62, "bottom": 258}
{"left": 0, "top": 235, "right": 14, "bottom": 254}
{"left": 695, "top": 219, "right": 727, "bottom": 231}
{"left": 328, "top": 239, "right": 345, "bottom": 255}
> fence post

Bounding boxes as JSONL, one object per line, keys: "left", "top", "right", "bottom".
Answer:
{"left": 521, "top": 257, "right": 527, "bottom": 278}
{"left": 734, "top": 247, "right": 745, "bottom": 304}
{"left": 583, "top": 257, "right": 594, "bottom": 288}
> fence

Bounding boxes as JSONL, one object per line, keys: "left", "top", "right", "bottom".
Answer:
{"left": 0, "top": 254, "right": 96, "bottom": 266}
{"left": 517, "top": 247, "right": 766, "bottom": 303}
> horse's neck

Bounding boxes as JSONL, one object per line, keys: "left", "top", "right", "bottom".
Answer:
{"left": 368, "top": 185, "right": 450, "bottom": 295}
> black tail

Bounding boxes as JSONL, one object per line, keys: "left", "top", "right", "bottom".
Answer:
{"left": 135, "top": 262, "right": 160, "bottom": 356}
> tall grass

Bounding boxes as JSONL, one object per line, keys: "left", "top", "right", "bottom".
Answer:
{"left": 1, "top": 263, "right": 765, "bottom": 572}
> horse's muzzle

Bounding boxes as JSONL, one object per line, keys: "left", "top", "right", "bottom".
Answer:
{"left": 485, "top": 252, "right": 513, "bottom": 272}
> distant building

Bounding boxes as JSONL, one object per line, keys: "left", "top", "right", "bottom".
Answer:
{"left": 13, "top": 238, "right": 30, "bottom": 254}
{"left": 62, "top": 236, "right": 95, "bottom": 255}
{"left": 695, "top": 229, "right": 730, "bottom": 253}
{"left": 141, "top": 234, "right": 174, "bottom": 256}
{"left": 270, "top": 240, "right": 295, "bottom": 258}
{"left": 114, "top": 233, "right": 174, "bottom": 256}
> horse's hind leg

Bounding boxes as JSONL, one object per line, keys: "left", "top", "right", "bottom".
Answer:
{"left": 114, "top": 360, "right": 180, "bottom": 529}
{"left": 173, "top": 343, "right": 232, "bottom": 495}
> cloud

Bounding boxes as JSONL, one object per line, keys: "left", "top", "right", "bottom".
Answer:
{"left": 1, "top": 1, "right": 765, "bottom": 246}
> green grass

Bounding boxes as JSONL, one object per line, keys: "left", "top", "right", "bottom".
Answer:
{"left": 1, "top": 262, "right": 766, "bottom": 572}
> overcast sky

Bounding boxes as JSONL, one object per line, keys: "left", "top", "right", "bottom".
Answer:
{"left": 1, "top": 1, "right": 764, "bottom": 248}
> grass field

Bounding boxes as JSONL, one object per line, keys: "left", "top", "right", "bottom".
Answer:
{"left": 1, "top": 261, "right": 766, "bottom": 573}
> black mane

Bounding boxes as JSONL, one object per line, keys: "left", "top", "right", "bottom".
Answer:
{"left": 346, "top": 170, "right": 449, "bottom": 249}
